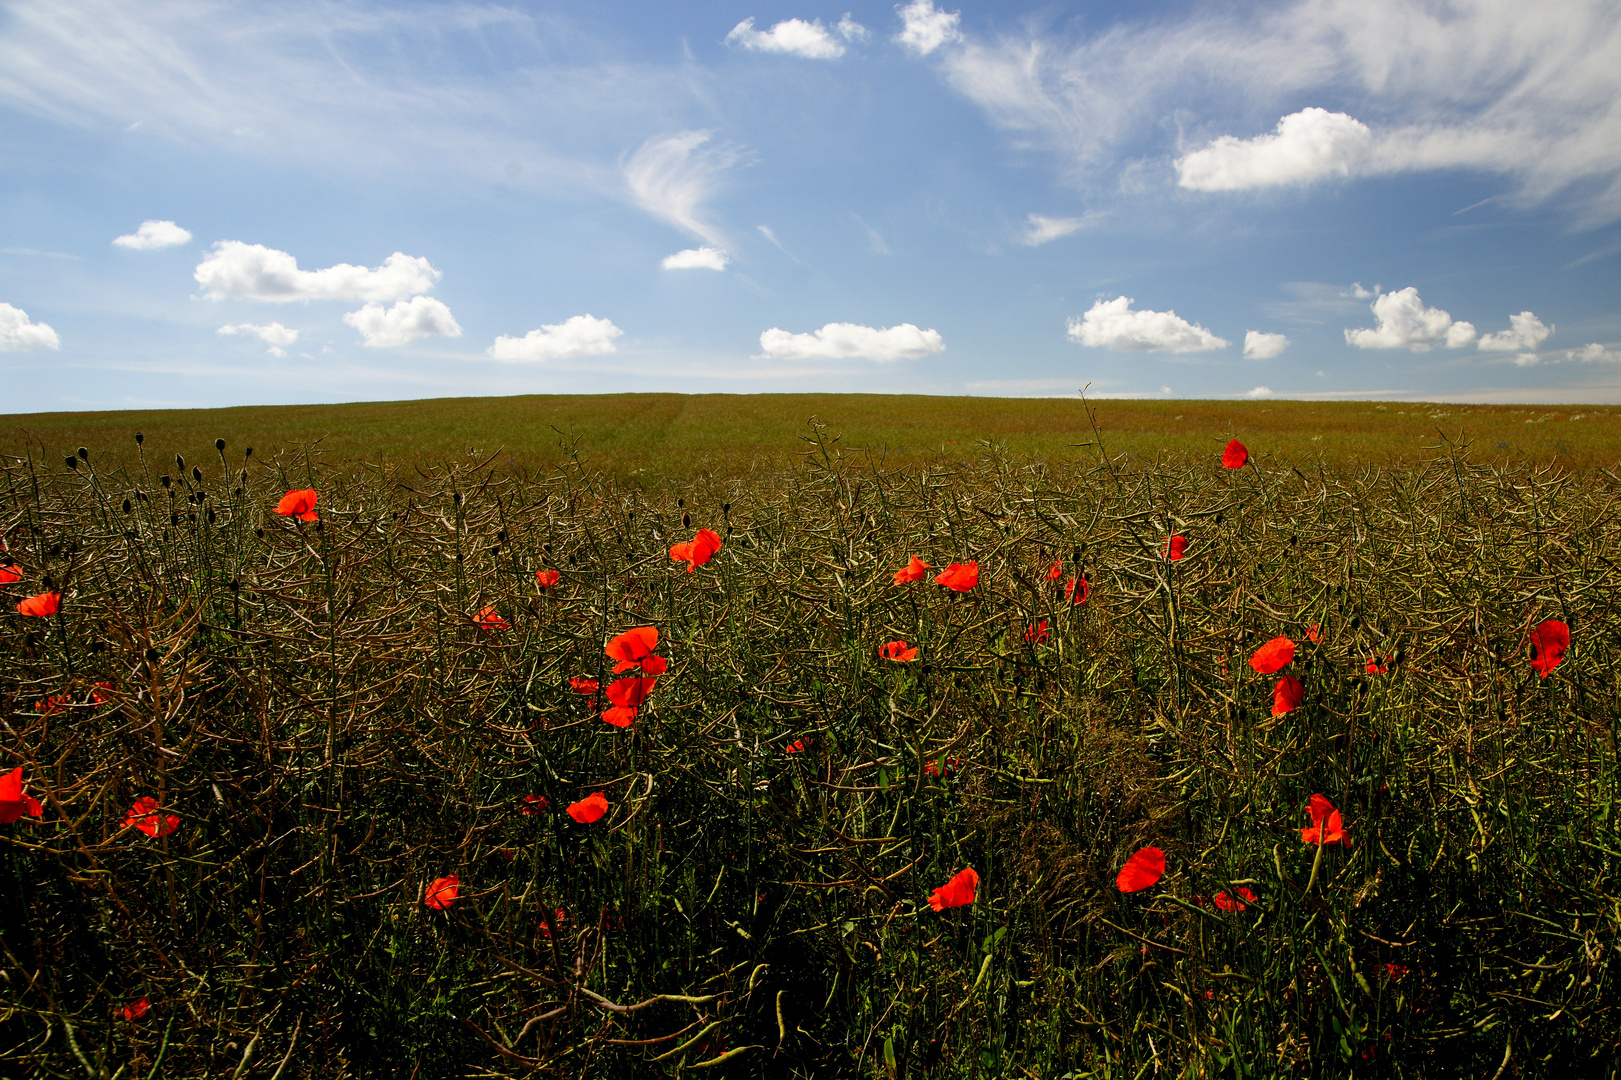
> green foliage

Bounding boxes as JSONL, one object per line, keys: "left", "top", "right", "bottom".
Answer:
{"left": 1, "top": 419, "right": 1619, "bottom": 1077}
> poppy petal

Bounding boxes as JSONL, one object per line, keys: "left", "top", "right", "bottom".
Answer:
{"left": 1222, "top": 439, "right": 1248, "bottom": 469}
{"left": 1116, "top": 846, "right": 1166, "bottom": 893}
{"left": 1248, "top": 635, "right": 1296, "bottom": 675}
{"left": 927, "top": 867, "right": 979, "bottom": 911}
{"left": 567, "top": 792, "right": 609, "bottom": 824}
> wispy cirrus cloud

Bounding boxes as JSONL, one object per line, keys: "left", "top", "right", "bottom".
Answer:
{"left": 622, "top": 131, "right": 743, "bottom": 249}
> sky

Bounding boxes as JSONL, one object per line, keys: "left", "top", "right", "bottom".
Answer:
{"left": 2, "top": 0, "right": 1620, "bottom": 412}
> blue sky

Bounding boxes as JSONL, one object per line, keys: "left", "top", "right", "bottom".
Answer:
{"left": 2, "top": 0, "right": 1619, "bottom": 412}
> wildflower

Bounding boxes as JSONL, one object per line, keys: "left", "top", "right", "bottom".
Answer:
{"left": 934, "top": 561, "right": 979, "bottom": 591}
{"left": 17, "top": 591, "right": 60, "bottom": 617}
{"left": 0, "top": 564, "right": 21, "bottom": 583}
{"left": 603, "top": 675, "right": 658, "bottom": 727}
{"left": 567, "top": 792, "right": 609, "bottom": 824}
{"left": 1530, "top": 619, "right": 1569, "bottom": 678}
{"left": 424, "top": 873, "right": 460, "bottom": 910}
{"left": 1306, "top": 624, "right": 1322, "bottom": 644}
{"left": 605, "top": 626, "right": 659, "bottom": 672}
{"left": 1163, "top": 535, "right": 1188, "bottom": 561}
{"left": 535, "top": 569, "right": 559, "bottom": 588}
{"left": 639, "top": 655, "right": 669, "bottom": 675}
{"left": 122, "top": 796, "right": 179, "bottom": 838}
{"left": 1383, "top": 962, "right": 1409, "bottom": 981}
{"left": 923, "top": 757, "right": 959, "bottom": 778}
{"left": 119, "top": 997, "right": 151, "bottom": 1021}
{"left": 474, "top": 606, "right": 509, "bottom": 630}
{"left": 928, "top": 867, "right": 979, "bottom": 912}
{"left": 274, "top": 489, "right": 319, "bottom": 521}
{"left": 669, "top": 528, "right": 723, "bottom": 572}
{"left": 568, "top": 676, "right": 599, "bottom": 696}
{"left": 893, "top": 556, "right": 930, "bottom": 584}
{"left": 35, "top": 694, "right": 70, "bottom": 716}
{"left": 1023, "top": 621, "right": 1049, "bottom": 645}
{"left": 1044, "top": 561, "right": 1064, "bottom": 581}
{"left": 521, "top": 795, "right": 549, "bottom": 815}
{"left": 1116, "top": 846, "right": 1166, "bottom": 893}
{"left": 1272, "top": 675, "right": 1304, "bottom": 717}
{"left": 785, "top": 737, "right": 815, "bottom": 754}
{"left": 539, "top": 907, "right": 568, "bottom": 938}
{"left": 1222, "top": 439, "right": 1248, "bottom": 469}
{"left": 1248, "top": 635, "right": 1296, "bottom": 674}
{"left": 92, "top": 682, "right": 115, "bottom": 704}
{"left": 0, "top": 767, "right": 44, "bottom": 824}
{"left": 1213, "top": 887, "right": 1257, "bottom": 912}
{"left": 1300, "top": 794, "right": 1346, "bottom": 846}
{"left": 1065, "top": 575, "right": 1089, "bottom": 604}
{"left": 880, "top": 640, "right": 919, "bottom": 662}
{"left": 1365, "top": 656, "right": 1390, "bottom": 674}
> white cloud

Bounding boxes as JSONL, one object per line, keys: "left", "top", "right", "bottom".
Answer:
{"left": 758, "top": 322, "right": 944, "bottom": 361}
{"left": 113, "top": 219, "right": 193, "bottom": 249}
{"left": 1513, "top": 353, "right": 1543, "bottom": 367}
{"left": 1067, "top": 296, "right": 1228, "bottom": 353}
{"left": 343, "top": 297, "right": 462, "bottom": 348}
{"left": 726, "top": 17, "right": 846, "bottom": 59}
{"left": 489, "top": 314, "right": 622, "bottom": 362}
{"left": 1246, "top": 386, "right": 1273, "bottom": 398}
{"left": 218, "top": 322, "right": 299, "bottom": 350}
{"left": 0, "top": 302, "right": 59, "bottom": 350}
{"left": 1176, "top": 108, "right": 1372, "bottom": 191}
{"left": 1350, "top": 282, "right": 1375, "bottom": 299}
{"left": 1243, "top": 330, "right": 1290, "bottom": 359}
{"left": 661, "top": 247, "right": 729, "bottom": 271}
{"left": 1019, "top": 212, "right": 1096, "bottom": 246}
{"left": 837, "top": 14, "right": 868, "bottom": 41}
{"left": 1344, "top": 287, "right": 1476, "bottom": 351}
{"left": 895, "top": 0, "right": 962, "bottom": 56}
{"left": 1570, "top": 343, "right": 1621, "bottom": 363}
{"left": 195, "top": 242, "right": 440, "bottom": 303}
{"left": 622, "top": 131, "right": 740, "bottom": 248}
{"left": 1477, "top": 311, "right": 1553, "bottom": 351}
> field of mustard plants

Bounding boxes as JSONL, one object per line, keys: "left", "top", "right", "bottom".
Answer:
{"left": 2, "top": 416, "right": 1619, "bottom": 1078}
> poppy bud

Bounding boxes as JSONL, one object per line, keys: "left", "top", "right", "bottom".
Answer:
{"left": 170, "top": 512, "right": 179, "bottom": 525}
{"left": 207, "top": 509, "right": 216, "bottom": 524}
{"left": 229, "top": 578, "right": 240, "bottom": 591}
{"left": 161, "top": 475, "right": 171, "bottom": 488}
{"left": 1394, "top": 649, "right": 1406, "bottom": 665}
{"left": 453, "top": 492, "right": 462, "bottom": 505}
{"left": 255, "top": 528, "right": 264, "bottom": 538}
{"left": 192, "top": 466, "right": 202, "bottom": 482}
{"left": 245, "top": 447, "right": 253, "bottom": 458}
{"left": 1289, "top": 534, "right": 1298, "bottom": 547}
{"left": 176, "top": 454, "right": 184, "bottom": 470}
{"left": 677, "top": 498, "right": 684, "bottom": 507}
{"left": 682, "top": 512, "right": 691, "bottom": 528}
{"left": 1215, "top": 512, "right": 1224, "bottom": 525}
{"left": 567, "top": 553, "right": 576, "bottom": 564}
{"left": 497, "top": 530, "right": 506, "bottom": 542}
{"left": 77, "top": 447, "right": 88, "bottom": 461}
{"left": 65, "top": 456, "right": 78, "bottom": 470}
{"left": 723, "top": 502, "right": 731, "bottom": 515}
{"left": 135, "top": 432, "right": 144, "bottom": 444}
{"left": 188, "top": 513, "right": 196, "bottom": 523}
{"left": 145, "top": 648, "right": 160, "bottom": 664}
{"left": 543, "top": 543, "right": 551, "bottom": 552}
{"left": 1350, "top": 616, "right": 1360, "bottom": 630}
{"left": 122, "top": 499, "right": 132, "bottom": 513}
{"left": 215, "top": 438, "right": 226, "bottom": 451}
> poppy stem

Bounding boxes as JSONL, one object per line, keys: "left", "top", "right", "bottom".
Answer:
{"left": 1304, "top": 833, "right": 1326, "bottom": 895}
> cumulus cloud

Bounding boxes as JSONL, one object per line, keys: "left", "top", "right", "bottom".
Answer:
{"left": 837, "top": 14, "right": 868, "bottom": 41}
{"left": 727, "top": 17, "right": 848, "bottom": 59}
{"left": 1019, "top": 213, "right": 1096, "bottom": 246}
{"left": 1570, "top": 342, "right": 1621, "bottom": 363}
{"left": 1243, "top": 330, "right": 1290, "bottom": 359}
{"left": 489, "top": 314, "right": 622, "bottom": 363}
{"left": 343, "top": 297, "right": 462, "bottom": 348}
{"left": 1344, "top": 287, "right": 1476, "bottom": 351}
{"left": 1176, "top": 108, "right": 1372, "bottom": 191}
{"left": 622, "top": 131, "right": 741, "bottom": 249}
{"left": 1067, "top": 296, "right": 1228, "bottom": 353}
{"left": 662, "top": 247, "right": 730, "bottom": 271}
{"left": 758, "top": 322, "right": 945, "bottom": 361}
{"left": 218, "top": 322, "right": 299, "bottom": 354}
{"left": 195, "top": 242, "right": 440, "bottom": 303}
{"left": 1477, "top": 311, "right": 1553, "bottom": 351}
{"left": 1245, "top": 386, "right": 1273, "bottom": 398}
{"left": 895, "top": 0, "right": 962, "bottom": 56}
{"left": 0, "top": 301, "right": 59, "bottom": 350}
{"left": 113, "top": 219, "right": 193, "bottom": 249}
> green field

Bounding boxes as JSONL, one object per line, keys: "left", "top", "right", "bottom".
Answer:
{"left": 4, "top": 393, "right": 1619, "bottom": 481}
{"left": 2, "top": 400, "right": 1621, "bottom": 1076}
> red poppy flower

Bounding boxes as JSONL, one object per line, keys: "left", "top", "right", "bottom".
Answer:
{"left": 927, "top": 867, "right": 979, "bottom": 911}
{"left": 0, "top": 564, "right": 22, "bottom": 583}
{"left": 567, "top": 792, "right": 609, "bottom": 824}
{"left": 424, "top": 873, "right": 460, "bottom": 909}
{"left": 1365, "top": 656, "right": 1390, "bottom": 675}
{"left": 0, "top": 767, "right": 44, "bottom": 824}
{"left": 1163, "top": 535, "right": 1188, "bottom": 561}
{"left": 92, "top": 681, "right": 114, "bottom": 704}
{"left": 1222, "top": 439, "right": 1248, "bottom": 469}
{"left": 1272, "top": 675, "right": 1304, "bottom": 718}
{"left": 568, "top": 676, "right": 599, "bottom": 696}
{"left": 785, "top": 737, "right": 815, "bottom": 754}
{"left": 934, "top": 561, "right": 979, "bottom": 591}
{"left": 1116, "top": 846, "right": 1166, "bottom": 893}
{"left": 893, "top": 556, "right": 930, "bottom": 584}
{"left": 1306, "top": 624, "right": 1322, "bottom": 644}
{"left": 1065, "top": 576, "right": 1090, "bottom": 605}
{"left": 539, "top": 907, "right": 568, "bottom": 938}
{"left": 1383, "top": 962, "right": 1408, "bottom": 981}
{"left": 639, "top": 655, "right": 669, "bottom": 676}
{"left": 122, "top": 796, "right": 179, "bottom": 838}
{"left": 474, "top": 606, "right": 509, "bottom": 630}
{"left": 34, "top": 694, "right": 70, "bottom": 715}
{"left": 1023, "top": 620, "right": 1049, "bottom": 645}
{"left": 1213, "top": 886, "right": 1257, "bottom": 912}
{"left": 1044, "top": 561, "right": 1063, "bottom": 581}
{"left": 17, "top": 591, "right": 60, "bottom": 617}
{"left": 670, "top": 528, "right": 723, "bottom": 572}
{"left": 605, "top": 626, "right": 659, "bottom": 672}
{"left": 521, "top": 794, "right": 550, "bottom": 815}
{"left": 880, "top": 640, "right": 918, "bottom": 662}
{"left": 274, "top": 489, "right": 319, "bottom": 521}
{"left": 602, "top": 675, "right": 658, "bottom": 726}
{"left": 1530, "top": 618, "right": 1569, "bottom": 678}
{"left": 1248, "top": 635, "right": 1296, "bottom": 674}
{"left": 1301, "top": 794, "right": 1346, "bottom": 846}
{"left": 119, "top": 997, "right": 150, "bottom": 1021}
{"left": 535, "top": 569, "right": 559, "bottom": 588}
{"left": 923, "top": 757, "right": 959, "bottom": 778}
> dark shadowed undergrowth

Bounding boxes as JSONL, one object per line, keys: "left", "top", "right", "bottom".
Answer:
{"left": 2, "top": 422, "right": 1619, "bottom": 1078}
